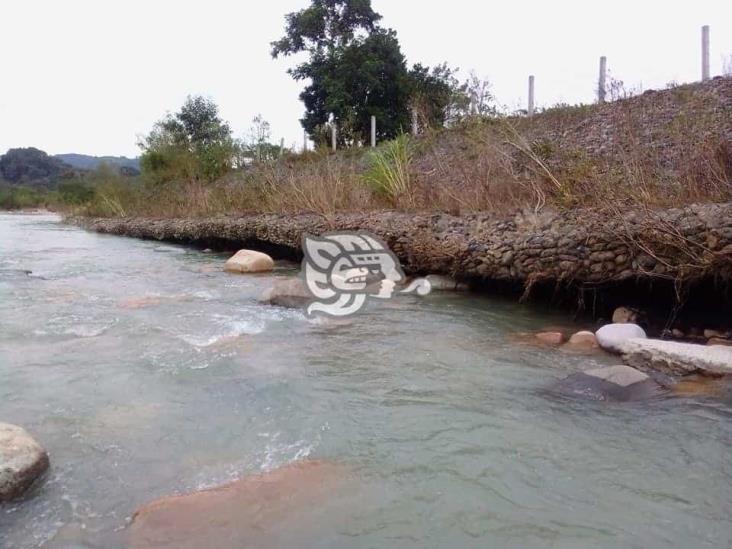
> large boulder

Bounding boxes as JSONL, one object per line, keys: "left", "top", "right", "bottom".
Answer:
{"left": 553, "top": 365, "right": 663, "bottom": 401}
{"left": 595, "top": 323, "right": 647, "bottom": 354}
{"left": 0, "top": 423, "right": 49, "bottom": 502}
{"left": 223, "top": 250, "right": 274, "bottom": 274}
{"left": 621, "top": 338, "right": 732, "bottom": 376}
{"left": 260, "top": 277, "right": 311, "bottom": 309}
{"left": 129, "top": 460, "right": 345, "bottom": 549}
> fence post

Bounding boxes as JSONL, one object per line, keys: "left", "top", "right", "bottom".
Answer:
{"left": 371, "top": 116, "right": 376, "bottom": 147}
{"left": 528, "top": 75, "right": 535, "bottom": 116}
{"left": 303, "top": 131, "right": 308, "bottom": 153}
{"left": 702, "top": 25, "right": 710, "bottom": 81}
{"left": 598, "top": 56, "right": 607, "bottom": 103}
{"left": 331, "top": 119, "right": 337, "bottom": 152}
{"left": 279, "top": 138, "right": 285, "bottom": 158}
{"left": 411, "top": 107, "right": 419, "bottom": 136}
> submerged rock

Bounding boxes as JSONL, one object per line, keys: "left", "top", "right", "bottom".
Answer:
{"left": 260, "top": 277, "right": 311, "bottom": 309}
{"left": 671, "top": 375, "right": 729, "bottom": 398}
{"left": 595, "top": 323, "right": 647, "bottom": 354}
{"left": 224, "top": 250, "right": 274, "bottom": 274}
{"left": 424, "top": 274, "right": 468, "bottom": 291}
{"left": 0, "top": 423, "right": 49, "bottom": 502}
{"left": 535, "top": 331, "right": 566, "bottom": 345}
{"left": 553, "top": 365, "right": 662, "bottom": 401}
{"left": 621, "top": 339, "right": 732, "bottom": 376}
{"left": 129, "top": 460, "right": 346, "bottom": 549}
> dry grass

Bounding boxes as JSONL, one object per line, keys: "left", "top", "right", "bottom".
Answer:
{"left": 79, "top": 78, "right": 732, "bottom": 219}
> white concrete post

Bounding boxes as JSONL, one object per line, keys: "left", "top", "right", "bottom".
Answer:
{"left": 598, "top": 56, "right": 607, "bottom": 103}
{"left": 702, "top": 25, "right": 710, "bottom": 81}
{"left": 331, "top": 120, "right": 337, "bottom": 152}
{"left": 279, "top": 138, "right": 285, "bottom": 158}
{"left": 370, "top": 116, "right": 376, "bottom": 147}
{"left": 528, "top": 75, "right": 535, "bottom": 116}
{"left": 303, "top": 131, "right": 308, "bottom": 153}
{"left": 411, "top": 107, "right": 419, "bottom": 136}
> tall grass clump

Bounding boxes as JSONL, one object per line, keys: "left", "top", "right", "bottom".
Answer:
{"left": 364, "top": 134, "right": 413, "bottom": 206}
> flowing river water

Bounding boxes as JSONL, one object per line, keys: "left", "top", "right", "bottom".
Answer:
{"left": 0, "top": 212, "right": 730, "bottom": 548}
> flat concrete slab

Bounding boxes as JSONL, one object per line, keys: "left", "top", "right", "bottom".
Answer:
{"left": 621, "top": 338, "right": 732, "bottom": 376}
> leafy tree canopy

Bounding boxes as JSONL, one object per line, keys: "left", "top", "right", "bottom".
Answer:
{"left": 271, "top": 0, "right": 381, "bottom": 57}
{"left": 273, "top": 0, "right": 472, "bottom": 145}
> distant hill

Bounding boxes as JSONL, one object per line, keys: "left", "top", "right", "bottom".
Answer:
{"left": 0, "top": 147, "right": 74, "bottom": 187}
{"left": 54, "top": 153, "right": 140, "bottom": 172}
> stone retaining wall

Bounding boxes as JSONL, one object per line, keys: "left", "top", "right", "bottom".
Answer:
{"left": 72, "top": 202, "right": 732, "bottom": 287}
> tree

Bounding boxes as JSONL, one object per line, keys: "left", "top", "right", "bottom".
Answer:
{"left": 273, "top": 0, "right": 412, "bottom": 144}
{"left": 297, "top": 29, "right": 412, "bottom": 144}
{"left": 273, "top": 0, "right": 466, "bottom": 144}
{"left": 409, "top": 63, "right": 465, "bottom": 129}
{"left": 139, "top": 96, "right": 237, "bottom": 183}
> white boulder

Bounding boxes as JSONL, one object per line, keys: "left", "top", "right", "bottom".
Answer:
{"left": 223, "top": 250, "right": 274, "bottom": 274}
{"left": 595, "top": 323, "right": 647, "bottom": 354}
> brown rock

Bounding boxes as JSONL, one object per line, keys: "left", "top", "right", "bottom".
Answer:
{"left": 708, "top": 337, "right": 732, "bottom": 347}
{"left": 565, "top": 331, "right": 599, "bottom": 349}
{"left": 612, "top": 306, "right": 639, "bottom": 324}
{"left": 129, "top": 460, "right": 346, "bottom": 549}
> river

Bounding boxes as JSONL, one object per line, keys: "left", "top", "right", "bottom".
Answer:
{"left": 0, "top": 212, "right": 730, "bottom": 548}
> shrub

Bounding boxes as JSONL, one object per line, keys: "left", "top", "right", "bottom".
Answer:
{"left": 364, "top": 134, "right": 413, "bottom": 206}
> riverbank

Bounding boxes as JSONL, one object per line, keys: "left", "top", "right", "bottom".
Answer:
{"left": 71, "top": 201, "right": 732, "bottom": 335}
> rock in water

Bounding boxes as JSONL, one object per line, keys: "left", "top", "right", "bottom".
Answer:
{"left": 0, "top": 423, "right": 49, "bottom": 501}
{"left": 424, "top": 275, "right": 468, "bottom": 291}
{"left": 223, "top": 250, "right": 274, "bottom": 274}
{"left": 535, "top": 332, "right": 566, "bottom": 345}
{"left": 566, "top": 331, "right": 599, "bottom": 349}
{"left": 553, "top": 365, "right": 662, "bottom": 401}
{"left": 260, "top": 277, "right": 311, "bottom": 309}
{"left": 621, "top": 339, "right": 732, "bottom": 376}
{"left": 129, "top": 460, "right": 346, "bottom": 549}
{"left": 595, "top": 323, "right": 647, "bottom": 354}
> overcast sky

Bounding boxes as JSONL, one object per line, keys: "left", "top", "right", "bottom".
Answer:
{"left": 1, "top": 0, "right": 730, "bottom": 157}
